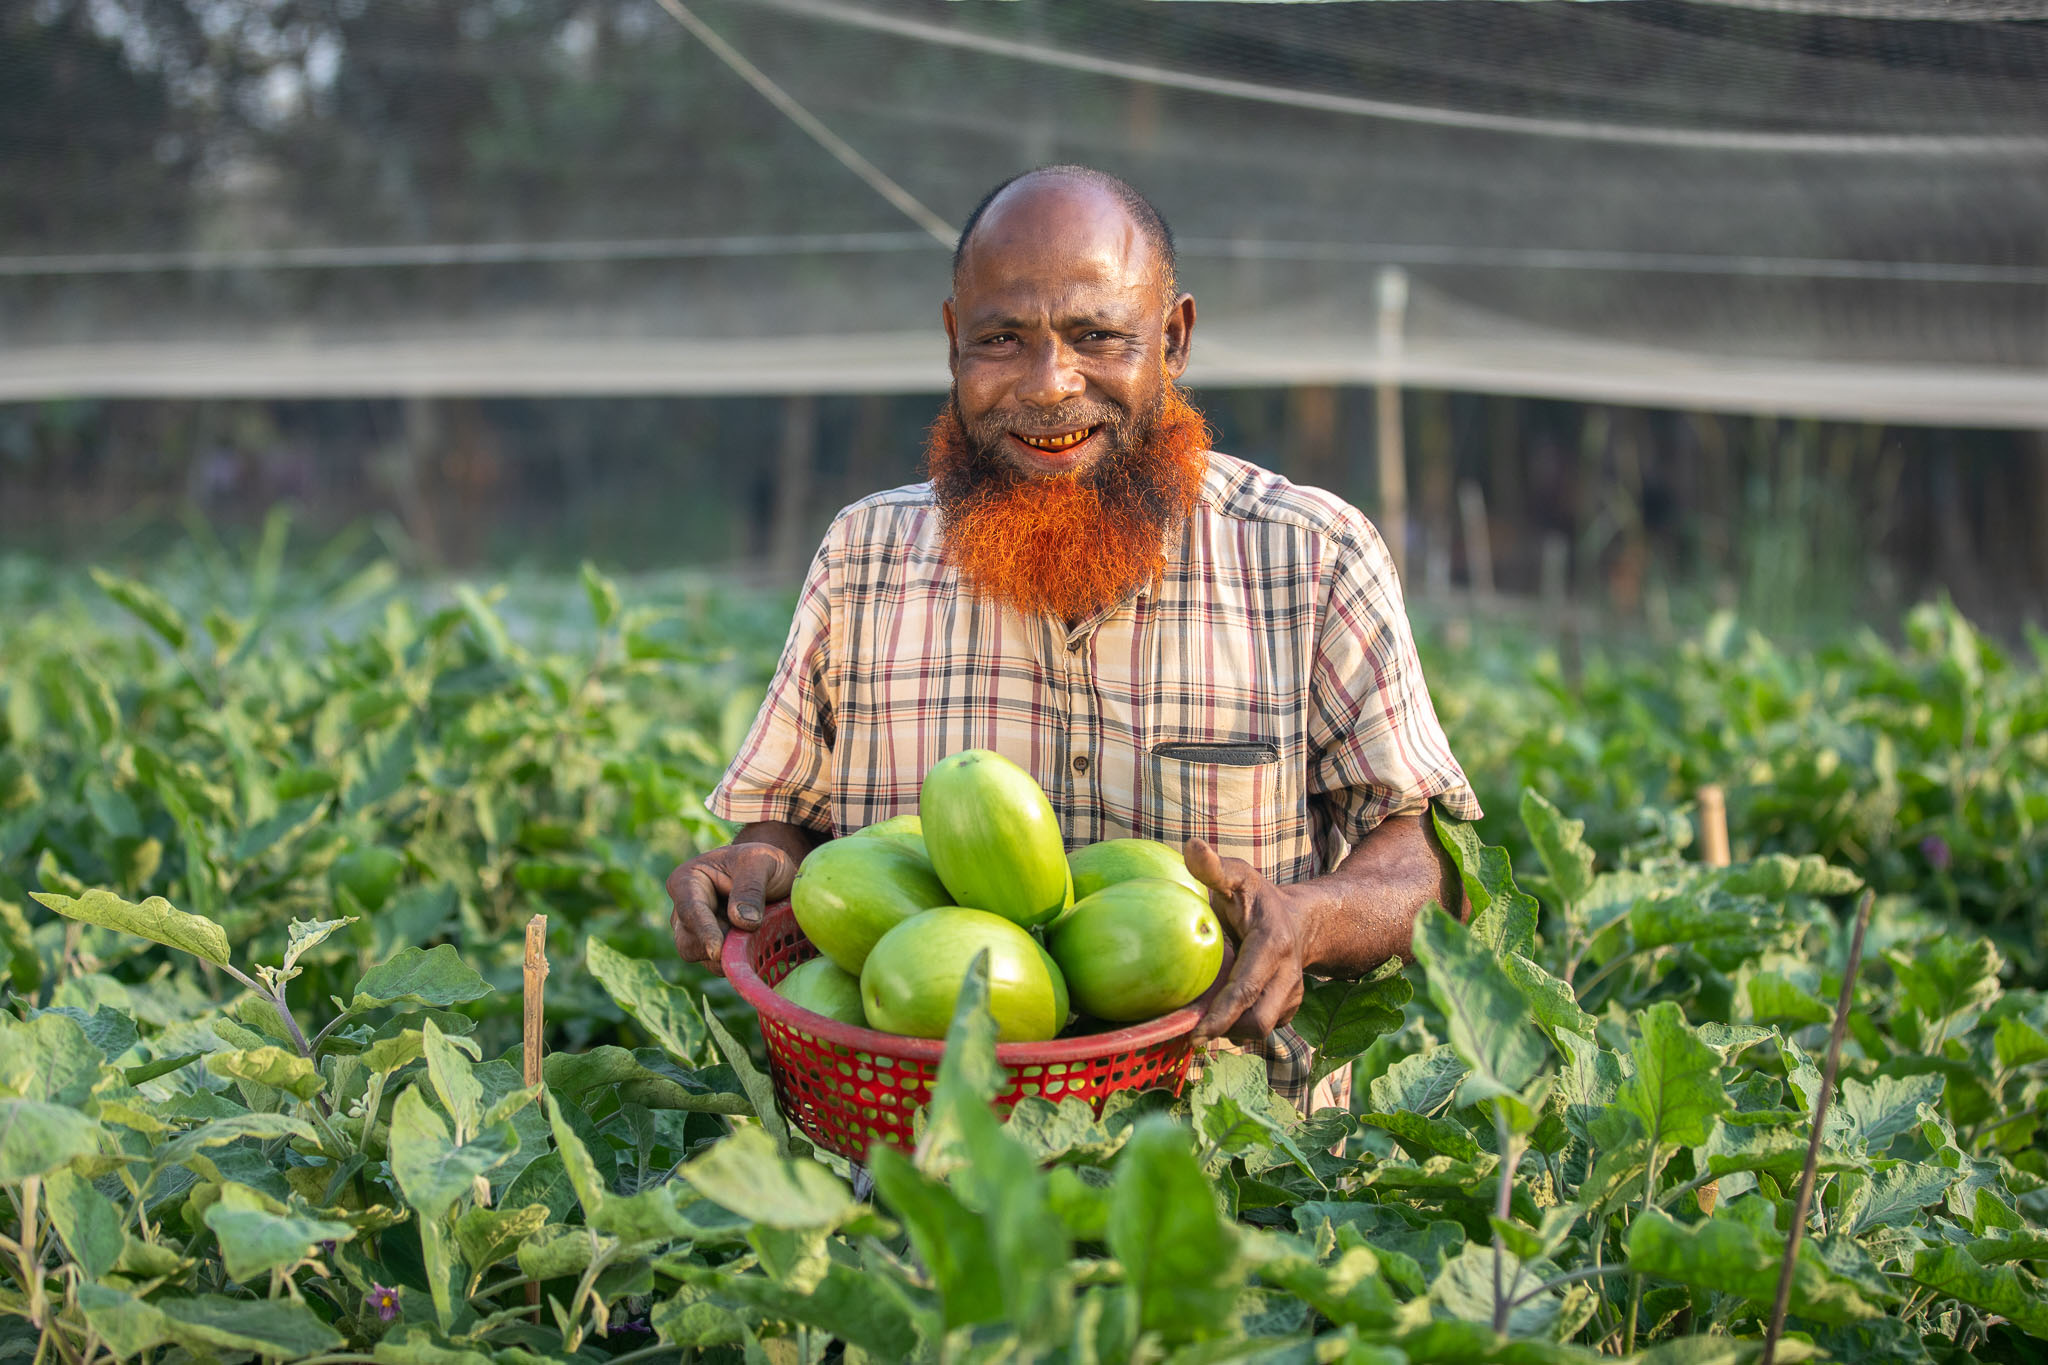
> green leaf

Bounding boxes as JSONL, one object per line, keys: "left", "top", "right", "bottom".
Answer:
{"left": 389, "top": 1086, "right": 517, "bottom": 1222}
{"left": 421, "top": 1018, "right": 485, "bottom": 1137}
{"left": 1995, "top": 1015, "right": 2048, "bottom": 1069}
{"left": 1431, "top": 1242, "right": 1561, "bottom": 1337}
{"left": 1619, "top": 1001, "right": 1728, "bottom": 1153}
{"left": 90, "top": 569, "right": 188, "bottom": 650}
{"left": 1699, "top": 1121, "right": 1864, "bottom": 1183}
{"left": 29, "top": 889, "right": 230, "bottom": 967}
{"left": 1245, "top": 1232, "right": 1396, "bottom": 1330}
{"left": 584, "top": 938, "right": 711, "bottom": 1066}
{"left": 1745, "top": 973, "right": 1833, "bottom": 1028}
{"left": 1291, "top": 968, "right": 1412, "bottom": 1090}
{"left": 153, "top": 1293, "right": 344, "bottom": 1358}
{"left": 283, "top": 917, "right": 354, "bottom": 972}
{"left": 1885, "top": 937, "right": 2003, "bottom": 1033}
{"left": 372, "top": 1325, "right": 497, "bottom": 1365}
{"left": 0, "top": 1099, "right": 102, "bottom": 1179}
{"left": 46, "top": 1168, "right": 124, "bottom": 1280}
{"left": 1356, "top": 1111, "right": 1481, "bottom": 1162}
{"left": 155, "top": 1113, "right": 316, "bottom": 1180}
{"left": 680, "top": 1255, "right": 924, "bottom": 1360}
{"left": 202, "top": 1182, "right": 355, "bottom": 1281}
{"left": 206, "top": 1046, "right": 325, "bottom": 1102}
{"left": 540, "top": 1086, "right": 613, "bottom": 1220}
{"left": 1835, "top": 1074, "right": 1944, "bottom": 1154}
{"left": 1840, "top": 1163, "right": 1956, "bottom": 1235}
{"left": 230, "top": 795, "right": 327, "bottom": 866}
{"left": 700, "top": 998, "right": 789, "bottom": 1155}
{"left": 1502, "top": 949, "right": 1595, "bottom": 1044}
{"left": 682, "top": 1125, "right": 853, "bottom": 1229}
{"left": 1411, "top": 906, "right": 1545, "bottom": 1107}
{"left": 867, "top": 1145, "right": 1005, "bottom": 1328}
{"left": 348, "top": 944, "right": 492, "bottom": 1012}
{"left": 0, "top": 1012, "right": 107, "bottom": 1105}
{"left": 582, "top": 562, "right": 622, "bottom": 629}
{"left": 1520, "top": 789, "right": 1596, "bottom": 912}
{"left": 1109, "top": 1118, "right": 1243, "bottom": 1344}
{"left": 77, "top": 1284, "right": 176, "bottom": 1359}
{"left": 455, "top": 583, "right": 517, "bottom": 662}
{"left": 1190, "top": 1050, "right": 1322, "bottom": 1184}
{"left": 1626, "top": 1208, "right": 1883, "bottom": 1323}
{"left": 1433, "top": 811, "right": 1538, "bottom": 955}
{"left": 1367, "top": 1045, "right": 1466, "bottom": 1116}
{"left": 453, "top": 1202, "right": 550, "bottom": 1283}
{"left": 1911, "top": 1243, "right": 2048, "bottom": 1336}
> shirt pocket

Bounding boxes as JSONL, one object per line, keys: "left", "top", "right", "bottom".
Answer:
{"left": 1145, "top": 740, "right": 1282, "bottom": 846}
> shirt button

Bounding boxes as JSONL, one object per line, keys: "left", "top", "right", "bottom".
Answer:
{"left": 1072, "top": 755, "right": 1091, "bottom": 774}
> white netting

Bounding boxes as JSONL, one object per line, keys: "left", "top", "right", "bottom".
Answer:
{"left": 3, "top": 0, "right": 2044, "bottom": 422}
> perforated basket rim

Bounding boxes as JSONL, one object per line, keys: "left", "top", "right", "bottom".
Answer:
{"left": 721, "top": 902, "right": 1203, "bottom": 1063}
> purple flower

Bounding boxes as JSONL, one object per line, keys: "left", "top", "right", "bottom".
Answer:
{"left": 1921, "top": 835, "right": 1952, "bottom": 873}
{"left": 367, "top": 1284, "right": 402, "bottom": 1323}
{"left": 615, "top": 1318, "right": 652, "bottom": 1335}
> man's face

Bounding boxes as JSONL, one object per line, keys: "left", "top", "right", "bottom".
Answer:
{"left": 943, "top": 181, "right": 1195, "bottom": 479}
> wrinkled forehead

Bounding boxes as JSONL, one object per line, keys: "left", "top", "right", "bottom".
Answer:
{"left": 953, "top": 180, "right": 1164, "bottom": 317}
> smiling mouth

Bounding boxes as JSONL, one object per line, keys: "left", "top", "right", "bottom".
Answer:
{"left": 1011, "top": 425, "right": 1100, "bottom": 453}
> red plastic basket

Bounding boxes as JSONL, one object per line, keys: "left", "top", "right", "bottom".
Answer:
{"left": 721, "top": 903, "right": 1201, "bottom": 1161}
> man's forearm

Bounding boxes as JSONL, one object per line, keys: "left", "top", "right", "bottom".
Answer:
{"left": 1295, "top": 811, "right": 1466, "bottom": 976}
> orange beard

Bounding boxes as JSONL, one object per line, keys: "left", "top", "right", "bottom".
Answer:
{"left": 925, "top": 383, "right": 1212, "bottom": 622}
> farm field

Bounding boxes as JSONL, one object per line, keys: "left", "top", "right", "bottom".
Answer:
{"left": 0, "top": 538, "right": 2044, "bottom": 1364}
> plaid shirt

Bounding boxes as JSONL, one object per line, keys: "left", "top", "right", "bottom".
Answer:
{"left": 710, "top": 451, "right": 1481, "bottom": 1108}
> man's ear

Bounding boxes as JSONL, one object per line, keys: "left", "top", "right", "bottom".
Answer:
{"left": 942, "top": 297, "right": 960, "bottom": 378}
{"left": 1162, "top": 292, "right": 1197, "bottom": 380}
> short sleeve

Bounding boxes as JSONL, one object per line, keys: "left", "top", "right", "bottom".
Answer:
{"left": 1305, "top": 514, "right": 1482, "bottom": 846}
{"left": 705, "top": 530, "right": 839, "bottom": 834}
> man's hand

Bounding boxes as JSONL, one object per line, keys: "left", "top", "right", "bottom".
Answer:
{"left": 666, "top": 820, "right": 825, "bottom": 974}
{"left": 1184, "top": 836, "right": 1319, "bottom": 1042}
{"left": 1180, "top": 814, "right": 1465, "bottom": 1042}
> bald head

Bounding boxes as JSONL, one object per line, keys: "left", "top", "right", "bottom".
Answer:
{"left": 952, "top": 166, "right": 1177, "bottom": 306}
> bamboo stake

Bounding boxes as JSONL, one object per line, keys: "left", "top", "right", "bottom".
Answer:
{"left": 1695, "top": 784, "right": 1731, "bottom": 1214}
{"left": 1761, "top": 888, "right": 1875, "bottom": 1365}
{"left": 1698, "top": 784, "right": 1731, "bottom": 868}
{"left": 1375, "top": 266, "right": 1409, "bottom": 581}
{"left": 523, "top": 915, "right": 548, "bottom": 1321}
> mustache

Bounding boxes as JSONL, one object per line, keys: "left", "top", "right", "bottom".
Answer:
{"left": 951, "top": 393, "right": 1149, "bottom": 473}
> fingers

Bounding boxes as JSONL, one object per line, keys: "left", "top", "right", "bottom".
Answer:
{"left": 727, "top": 843, "right": 798, "bottom": 931}
{"left": 1195, "top": 922, "right": 1281, "bottom": 1040}
{"left": 667, "top": 861, "right": 729, "bottom": 975}
{"left": 1183, "top": 837, "right": 1255, "bottom": 938}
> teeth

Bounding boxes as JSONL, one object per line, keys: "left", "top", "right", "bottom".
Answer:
{"left": 1019, "top": 427, "right": 1093, "bottom": 452}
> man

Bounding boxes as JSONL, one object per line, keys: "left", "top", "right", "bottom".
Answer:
{"left": 668, "top": 165, "right": 1479, "bottom": 1112}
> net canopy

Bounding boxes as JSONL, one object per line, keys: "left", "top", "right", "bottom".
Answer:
{"left": 4, "top": 0, "right": 2045, "bottom": 425}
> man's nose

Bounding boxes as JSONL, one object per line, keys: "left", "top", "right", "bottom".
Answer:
{"left": 1014, "top": 337, "right": 1085, "bottom": 409}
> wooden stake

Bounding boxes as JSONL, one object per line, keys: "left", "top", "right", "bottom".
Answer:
{"left": 522, "top": 915, "right": 547, "bottom": 1321}
{"left": 1374, "top": 267, "right": 1409, "bottom": 582}
{"left": 1697, "top": 784, "right": 1731, "bottom": 868}
{"left": 524, "top": 915, "right": 549, "bottom": 1087}
{"left": 1761, "top": 889, "right": 1876, "bottom": 1365}
{"left": 1695, "top": 784, "right": 1731, "bottom": 1215}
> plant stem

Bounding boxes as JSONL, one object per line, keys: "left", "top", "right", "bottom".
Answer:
{"left": 1761, "top": 888, "right": 1875, "bottom": 1365}
{"left": 1575, "top": 944, "right": 1659, "bottom": 1004}
{"left": 1490, "top": 1103, "right": 1520, "bottom": 1333}
{"left": 598, "top": 1346, "right": 682, "bottom": 1365}
{"left": 1624, "top": 1141, "right": 1656, "bottom": 1356}
{"left": 1506, "top": 1263, "right": 1631, "bottom": 1310}
{"left": 471, "top": 1273, "right": 536, "bottom": 1303}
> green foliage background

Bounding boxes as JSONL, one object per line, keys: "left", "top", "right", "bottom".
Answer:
{"left": 0, "top": 536, "right": 2044, "bottom": 1363}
